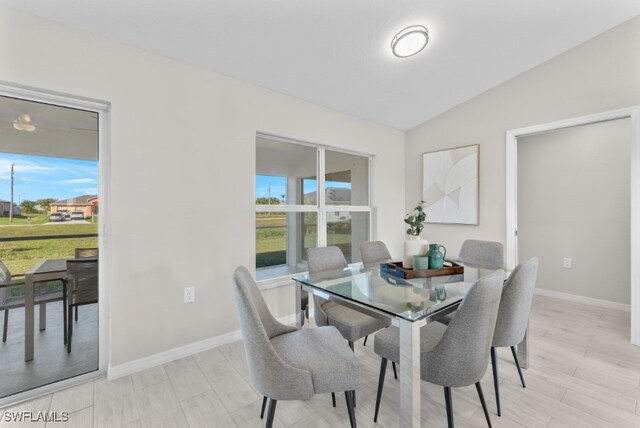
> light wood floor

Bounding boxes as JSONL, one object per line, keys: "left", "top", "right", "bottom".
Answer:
{"left": 1, "top": 295, "right": 639, "bottom": 427}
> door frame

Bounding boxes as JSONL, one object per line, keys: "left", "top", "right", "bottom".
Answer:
{"left": 505, "top": 105, "right": 640, "bottom": 346}
{"left": 0, "top": 82, "right": 111, "bottom": 404}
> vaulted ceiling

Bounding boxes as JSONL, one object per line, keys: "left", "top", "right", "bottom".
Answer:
{"left": 2, "top": 0, "right": 639, "bottom": 130}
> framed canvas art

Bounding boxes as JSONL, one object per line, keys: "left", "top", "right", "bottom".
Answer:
{"left": 422, "top": 144, "right": 479, "bottom": 224}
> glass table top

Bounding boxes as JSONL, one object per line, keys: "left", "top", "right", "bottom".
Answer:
{"left": 293, "top": 260, "right": 506, "bottom": 322}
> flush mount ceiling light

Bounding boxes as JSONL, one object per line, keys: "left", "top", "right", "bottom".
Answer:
{"left": 13, "top": 113, "right": 36, "bottom": 132}
{"left": 391, "top": 25, "right": 429, "bottom": 58}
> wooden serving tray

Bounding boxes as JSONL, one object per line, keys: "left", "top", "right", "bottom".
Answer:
{"left": 381, "top": 260, "right": 464, "bottom": 279}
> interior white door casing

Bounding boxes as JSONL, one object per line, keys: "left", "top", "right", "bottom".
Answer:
{"left": 505, "top": 106, "right": 640, "bottom": 346}
{"left": 0, "top": 81, "right": 111, "bottom": 403}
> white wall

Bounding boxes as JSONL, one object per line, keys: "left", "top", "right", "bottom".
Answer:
{"left": 405, "top": 16, "right": 640, "bottom": 259}
{"left": 518, "top": 119, "right": 631, "bottom": 304}
{"left": 0, "top": 6, "right": 405, "bottom": 366}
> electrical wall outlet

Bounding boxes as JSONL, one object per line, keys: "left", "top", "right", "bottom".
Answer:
{"left": 563, "top": 258, "right": 572, "bottom": 269}
{"left": 184, "top": 286, "right": 195, "bottom": 303}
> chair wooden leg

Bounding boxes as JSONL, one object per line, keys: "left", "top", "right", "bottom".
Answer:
{"left": 2, "top": 310, "right": 8, "bottom": 342}
{"left": 511, "top": 346, "right": 526, "bottom": 388}
{"left": 345, "top": 391, "right": 357, "bottom": 428}
{"left": 260, "top": 396, "right": 267, "bottom": 419}
{"left": 392, "top": 361, "right": 398, "bottom": 380}
{"left": 331, "top": 392, "right": 336, "bottom": 407}
{"left": 374, "top": 358, "right": 387, "bottom": 422}
{"left": 67, "top": 306, "right": 73, "bottom": 353}
{"left": 363, "top": 335, "right": 368, "bottom": 346}
{"left": 348, "top": 341, "right": 354, "bottom": 351}
{"left": 491, "top": 347, "right": 500, "bottom": 416}
{"left": 444, "top": 386, "right": 454, "bottom": 428}
{"left": 75, "top": 306, "right": 78, "bottom": 322}
{"left": 476, "top": 382, "right": 492, "bottom": 428}
{"left": 265, "top": 398, "right": 277, "bottom": 428}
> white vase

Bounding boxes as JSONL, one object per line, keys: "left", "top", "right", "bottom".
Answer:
{"left": 404, "top": 236, "right": 428, "bottom": 269}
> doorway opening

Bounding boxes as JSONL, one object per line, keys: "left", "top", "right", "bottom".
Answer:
{"left": 506, "top": 106, "right": 640, "bottom": 346}
{"left": 0, "top": 85, "right": 109, "bottom": 404}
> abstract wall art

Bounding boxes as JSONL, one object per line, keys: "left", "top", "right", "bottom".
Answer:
{"left": 422, "top": 144, "right": 479, "bottom": 224}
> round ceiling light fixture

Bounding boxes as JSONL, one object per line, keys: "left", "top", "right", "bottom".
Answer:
{"left": 391, "top": 25, "right": 429, "bottom": 58}
{"left": 13, "top": 113, "right": 36, "bottom": 132}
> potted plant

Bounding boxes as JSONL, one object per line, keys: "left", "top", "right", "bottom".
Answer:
{"left": 403, "top": 201, "right": 429, "bottom": 268}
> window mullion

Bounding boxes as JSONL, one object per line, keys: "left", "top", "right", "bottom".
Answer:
{"left": 317, "top": 147, "right": 327, "bottom": 247}
{"left": 255, "top": 205, "right": 317, "bottom": 213}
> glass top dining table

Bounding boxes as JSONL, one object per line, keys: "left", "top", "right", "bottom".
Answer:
{"left": 293, "top": 259, "right": 524, "bottom": 428}
{"left": 293, "top": 259, "right": 507, "bottom": 322}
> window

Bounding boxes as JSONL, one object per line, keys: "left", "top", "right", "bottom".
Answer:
{"left": 255, "top": 135, "right": 371, "bottom": 280}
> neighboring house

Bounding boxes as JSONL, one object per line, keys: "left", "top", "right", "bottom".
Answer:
{"left": 50, "top": 194, "right": 98, "bottom": 217}
{"left": 304, "top": 187, "right": 352, "bottom": 205}
{"left": 0, "top": 199, "right": 20, "bottom": 217}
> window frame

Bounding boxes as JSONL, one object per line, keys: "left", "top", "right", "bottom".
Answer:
{"left": 255, "top": 132, "right": 372, "bottom": 279}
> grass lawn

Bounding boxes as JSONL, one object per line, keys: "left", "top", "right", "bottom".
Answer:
{"left": 256, "top": 215, "right": 286, "bottom": 267}
{"left": 255, "top": 214, "right": 355, "bottom": 267}
{"left": 0, "top": 221, "right": 98, "bottom": 275}
{"left": 0, "top": 214, "right": 49, "bottom": 225}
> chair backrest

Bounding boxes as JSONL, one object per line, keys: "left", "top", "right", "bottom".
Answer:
{"left": 0, "top": 260, "right": 11, "bottom": 285}
{"left": 0, "top": 260, "right": 10, "bottom": 306}
{"left": 307, "top": 246, "right": 348, "bottom": 274}
{"left": 360, "top": 241, "right": 392, "bottom": 269}
{"left": 493, "top": 257, "right": 539, "bottom": 347}
{"left": 66, "top": 259, "right": 99, "bottom": 305}
{"left": 422, "top": 270, "right": 504, "bottom": 388}
{"left": 232, "top": 266, "right": 313, "bottom": 400}
{"left": 306, "top": 246, "right": 349, "bottom": 327}
{"left": 75, "top": 248, "right": 99, "bottom": 258}
{"left": 459, "top": 240, "right": 504, "bottom": 267}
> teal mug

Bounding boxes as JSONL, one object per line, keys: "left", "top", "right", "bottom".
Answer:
{"left": 413, "top": 255, "right": 430, "bottom": 270}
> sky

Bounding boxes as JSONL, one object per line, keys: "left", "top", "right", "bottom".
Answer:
{"left": 256, "top": 174, "right": 351, "bottom": 202}
{"left": 0, "top": 153, "right": 98, "bottom": 202}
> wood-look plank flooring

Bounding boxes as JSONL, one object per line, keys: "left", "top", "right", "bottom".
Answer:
{"left": 1, "top": 295, "right": 639, "bottom": 427}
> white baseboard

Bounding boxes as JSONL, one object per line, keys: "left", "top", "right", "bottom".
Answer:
{"left": 534, "top": 287, "right": 631, "bottom": 312}
{"left": 107, "top": 313, "right": 298, "bottom": 380}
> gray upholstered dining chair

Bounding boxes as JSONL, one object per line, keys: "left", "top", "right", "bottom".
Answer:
{"left": 308, "top": 246, "right": 389, "bottom": 349}
{"left": 307, "top": 246, "right": 389, "bottom": 407}
{"left": 359, "top": 241, "right": 397, "bottom": 374}
{"left": 232, "top": 266, "right": 358, "bottom": 428}
{"left": 372, "top": 270, "right": 504, "bottom": 428}
{"left": 437, "top": 239, "right": 505, "bottom": 326}
{"left": 1, "top": 260, "right": 63, "bottom": 343}
{"left": 490, "top": 257, "right": 538, "bottom": 416}
{"left": 459, "top": 239, "right": 504, "bottom": 267}
{"left": 64, "top": 259, "right": 98, "bottom": 353}
{"left": 360, "top": 241, "right": 392, "bottom": 269}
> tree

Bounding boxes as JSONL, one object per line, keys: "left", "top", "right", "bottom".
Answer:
{"left": 36, "top": 198, "right": 56, "bottom": 213}
{"left": 20, "top": 200, "right": 37, "bottom": 214}
{"left": 255, "top": 197, "right": 281, "bottom": 205}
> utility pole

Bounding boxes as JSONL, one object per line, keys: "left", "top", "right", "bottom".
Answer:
{"left": 9, "top": 163, "right": 14, "bottom": 223}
